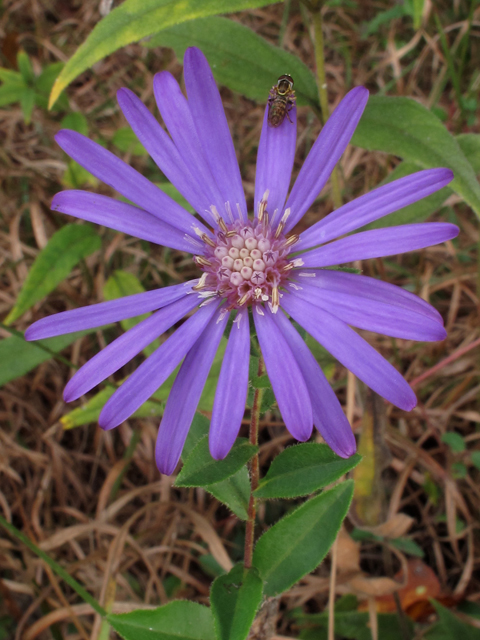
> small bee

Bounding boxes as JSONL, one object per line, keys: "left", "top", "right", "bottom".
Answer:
{"left": 267, "top": 74, "right": 296, "bottom": 128}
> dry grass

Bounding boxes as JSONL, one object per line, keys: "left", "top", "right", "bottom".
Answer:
{"left": 1, "top": 0, "right": 479, "bottom": 638}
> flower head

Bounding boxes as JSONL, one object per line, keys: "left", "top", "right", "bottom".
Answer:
{"left": 26, "top": 48, "right": 458, "bottom": 475}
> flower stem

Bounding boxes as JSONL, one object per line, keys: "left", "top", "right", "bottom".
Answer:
{"left": 312, "top": 7, "right": 343, "bottom": 210}
{"left": 244, "top": 356, "right": 265, "bottom": 569}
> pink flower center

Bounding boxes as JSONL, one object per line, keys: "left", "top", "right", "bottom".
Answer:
{"left": 192, "top": 203, "right": 301, "bottom": 312}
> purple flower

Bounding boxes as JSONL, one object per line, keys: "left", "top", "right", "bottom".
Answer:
{"left": 26, "top": 48, "right": 457, "bottom": 475}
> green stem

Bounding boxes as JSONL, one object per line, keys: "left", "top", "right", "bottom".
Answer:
{"left": 0, "top": 514, "right": 106, "bottom": 617}
{"left": 312, "top": 8, "right": 343, "bottom": 210}
{"left": 244, "top": 357, "right": 265, "bottom": 569}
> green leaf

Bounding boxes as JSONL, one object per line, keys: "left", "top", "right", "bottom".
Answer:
{"left": 108, "top": 600, "right": 215, "bottom": 640}
{"left": 441, "top": 432, "right": 466, "bottom": 453}
{"left": 253, "top": 480, "right": 354, "bottom": 596}
{"left": 5, "top": 224, "right": 101, "bottom": 325}
{"left": 35, "top": 62, "right": 68, "bottom": 110}
{"left": 17, "top": 51, "right": 34, "bottom": 84}
{"left": 211, "top": 563, "right": 263, "bottom": 640}
{"left": 20, "top": 86, "right": 36, "bottom": 123}
{"left": 103, "top": 270, "right": 159, "bottom": 356}
{"left": 147, "top": 16, "right": 318, "bottom": 107}
{"left": 425, "top": 600, "right": 480, "bottom": 640}
{"left": 254, "top": 444, "right": 361, "bottom": 500}
{"left": 0, "top": 82, "right": 27, "bottom": 107}
{"left": 61, "top": 112, "right": 89, "bottom": 135}
{"left": 205, "top": 467, "right": 250, "bottom": 521}
{"left": 389, "top": 537, "right": 424, "bottom": 557}
{"left": 175, "top": 436, "right": 258, "bottom": 488}
{"left": 352, "top": 95, "right": 480, "bottom": 218}
{"left": 62, "top": 160, "right": 98, "bottom": 188}
{"left": 158, "top": 182, "right": 195, "bottom": 213}
{"left": 457, "top": 133, "right": 480, "bottom": 174}
{"left": 181, "top": 414, "right": 250, "bottom": 520}
{"left": 470, "top": 451, "right": 480, "bottom": 470}
{"left": 0, "top": 68, "right": 23, "bottom": 83}
{"left": 113, "top": 126, "right": 148, "bottom": 156}
{"left": 0, "top": 330, "right": 93, "bottom": 387}
{"left": 48, "top": 0, "right": 281, "bottom": 108}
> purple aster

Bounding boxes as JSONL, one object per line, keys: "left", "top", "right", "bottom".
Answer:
{"left": 25, "top": 47, "right": 458, "bottom": 475}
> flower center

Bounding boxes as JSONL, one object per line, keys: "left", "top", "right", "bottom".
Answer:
{"left": 192, "top": 201, "right": 301, "bottom": 312}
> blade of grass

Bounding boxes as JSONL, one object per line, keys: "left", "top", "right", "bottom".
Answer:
{"left": 0, "top": 514, "right": 106, "bottom": 617}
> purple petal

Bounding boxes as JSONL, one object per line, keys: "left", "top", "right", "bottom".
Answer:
{"left": 291, "top": 281, "right": 446, "bottom": 341}
{"left": 183, "top": 47, "right": 246, "bottom": 220}
{"left": 64, "top": 294, "right": 201, "bottom": 402}
{"left": 255, "top": 103, "right": 297, "bottom": 222}
{"left": 209, "top": 309, "right": 250, "bottom": 460}
{"left": 299, "top": 222, "right": 459, "bottom": 267}
{"left": 153, "top": 72, "right": 225, "bottom": 223}
{"left": 281, "top": 292, "right": 416, "bottom": 411}
{"left": 55, "top": 129, "right": 207, "bottom": 237}
{"left": 254, "top": 307, "right": 313, "bottom": 441}
{"left": 25, "top": 281, "right": 195, "bottom": 340}
{"left": 296, "top": 168, "right": 454, "bottom": 251}
{"left": 117, "top": 87, "right": 214, "bottom": 223}
{"left": 51, "top": 191, "right": 198, "bottom": 253}
{"left": 284, "top": 87, "right": 369, "bottom": 233}
{"left": 292, "top": 269, "right": 442, "bottom": 323}
{"left": 272, "top": 310, "right": 356, "bottom": 458}
{"left": 98, "top": 300, "right": 220, "bottom": 430}
{"left": 155, "top": 311, "right": 229, "bottom": 475}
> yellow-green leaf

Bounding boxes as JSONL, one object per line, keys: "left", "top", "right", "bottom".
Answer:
{"left": 49, "top": 0, "right": 281, "bottom": 108}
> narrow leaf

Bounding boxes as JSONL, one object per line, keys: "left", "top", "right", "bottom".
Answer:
{"left": 254, "top": 443, "right": 361, "bottom": 499}
{"left": 49, "top": 0, "right": 281, "bottom": 108}
{"left": 457, "top": 133, "right": 480, "bottom": 174}
{"left": 211, "top": 563, "right": 263, "bottom": 640}
{"left": 352, "top": 95, "right": 480, "bottom": 218}
{"left": 0, "top": 80, "right": 26, "bottom": 107}
{"left": 0, "top": 513, "right": 105, "bottom": 617}
{"left": 108, "top": 600, "right": 215, "bottom": 640}
{"left": 5, "top": 224, "right": 101, "bottom": 325}
{"left": 147, "top": 16, "right": 318, "bottom": 106}
{"left": 175, "top": 436, "right": 258, "bottom": 488}
{"left": 253, "top": 480, "right": 354, "bottom": 596}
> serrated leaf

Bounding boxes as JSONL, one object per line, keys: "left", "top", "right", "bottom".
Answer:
{"left": 352, "top": 95, "right": 480, "bottom": 218}
{"left": 176, "top": 436, "right": 257, "bottom": 488}
{"left": 107, "top": 600, "right": 215, "bottom": 640}
{"left": 253, "top": 480, "right": 354, "bottom": 596}
{"left": 0, "top": 330, "right": 94, "bottom": 387}
{"left": 5, "top": 224, "right": 101, "bottom": 325}
{"left": 48, "top": 0, "right": 281, "bottom": 108}
{"left": 211, "top": 563, "right": 263, "bottom": 640}
{"left": 180, "top": 414, "right": 250, "bottom": 520}
{"left": 205, "top": 467, "right": 250, "bottom": 521}
{"left": 146, "top": 16, "right": 318, "bottom": 107}
{"left": 254, "top": 444, "right": 361, "bottom": 500}
{"left": 103, "top": 270, "right": 159, "bottom": 356}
